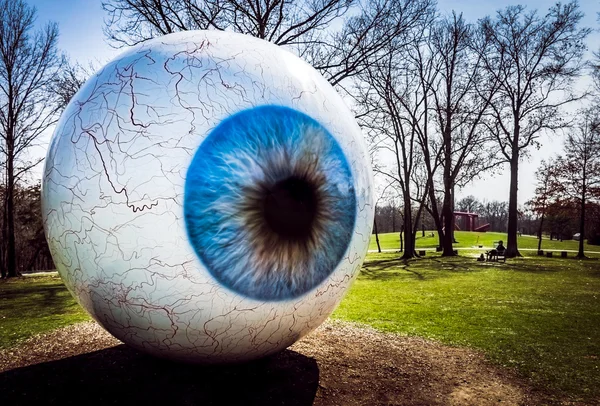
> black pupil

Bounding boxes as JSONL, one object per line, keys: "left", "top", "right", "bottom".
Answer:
{"left": 263, "top": 176, "right": 318, "bottom": 240}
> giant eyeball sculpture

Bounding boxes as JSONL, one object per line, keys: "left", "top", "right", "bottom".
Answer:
{"left": 42, "top": 31, "right": 374, "bottom": 363}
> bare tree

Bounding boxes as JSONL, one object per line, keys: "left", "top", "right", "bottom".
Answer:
{"left": 358, "top": 13, "right": 442, "bottom": 252}
{"left": 0, "top": 0, "right": 63, "bottom": 278}
{"left": 456, "top": 195, "right": 482, "bottom": 213}
{"left": 475, "top": 2, "right": 590, "bottom": 257}
{"left": 361, "top": 59, "right": 423, "bottom": 258}
{"left": 555, "top": 108, "right": 600, "bottom": 258}
{"left": 400, "top": 22, "right": 446, "bottom": 248}
{"left": 310, "top": 0, "right": 435, "bottom": 87}
{"left": 372, "top": 180, "right": 396, "bottom": 253}
{"left": 102, "top": 0, "right": 435, "bottom": 87}
{"left": 365, "top": 13, "right": 500, "bottom": 257}
{"left": 0, "top": 161, "right": 5, "bottom": 278}
{"left": 526, "top": 159, "right": 559, "bottom": 252}
{"left": 5, "top": 182, "right": 54, "bottom": 274}
{"left": 374, "top": 199, "right": 403, "bottom": 234}
{"left": 50, "top": 60, "right": 94, "bottom": 111}
{"left": 480, "top": 199, "right": 508, "bottom": 232}
{"left": 359, "top": 9, "right": 436, "bottom": 259}
{"left": 102, "top": 0, "right": 351, "bottom": 46}
{"left": 427, "top": 12, "right": 500, "bottom": 256}
{"left": 593, "top": 11, "right": 600, "bottom": 94}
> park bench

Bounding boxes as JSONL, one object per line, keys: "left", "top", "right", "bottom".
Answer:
{"left": 495, "top": 249, "right": 507, "bottom": 262}
{"left": 486, "top": 241, "right": 506, "bottom": 262}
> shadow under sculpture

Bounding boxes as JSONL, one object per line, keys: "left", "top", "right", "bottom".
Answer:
{"left": 0, "top": 345, "right": 319, "bottom": 405}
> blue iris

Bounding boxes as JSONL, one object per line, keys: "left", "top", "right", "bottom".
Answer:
{"left": 184, "top": 105, "right": 356, "bottom": 301}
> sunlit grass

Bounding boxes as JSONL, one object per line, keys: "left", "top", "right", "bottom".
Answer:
{"left": 369, "top": 230, "right": 600, "bottom": 254}
{"left": 334, "top": 253, "right": 600, "bottom": 399}
{"left": 0, "top": 274, "right": 90, "bottom": 349}
{"left": 2, "top": 254, "right": 599, "bottom": 400}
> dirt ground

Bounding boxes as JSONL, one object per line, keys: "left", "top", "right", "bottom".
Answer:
{"left": 0, "top": 320, "right": 590, "bottom": 405}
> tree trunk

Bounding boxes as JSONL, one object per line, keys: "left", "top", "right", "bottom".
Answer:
{"left": 427, "top": 185, "right": 444, "bottom": 249}
{"left": 401, "top": 200, "right": 415, "bottom": 259}
{"left": 412, "top": 193, "right": 428, "bottom": 256}
{"left": 374, "top": 218, "right": 381, "bottom": 253}
{"left": 413, "top": 230, "right": 420, "bottom": 256}
{"left": 506, "top": 152, "right": 521, "bottom": 257}
{"left": 577, "top": 189, "right": 586, "bottom": 258}
{"left": 451, "top": 185, "right": 457, "bottom": 243}
{"left": 0, "top": 236, "right": 5, "bottom": 278}
{"left": 399, "top": 228, "right": 404, "bottom": 252}
{"left": 1, "top": 187, "right": 6, "bottom": 278}
{"left": 441, "top": 192, "right": 455, "bottom": 256}
{"left": 537, "top": 213, "right": 545, "bottom": 252}
{"left": 441, "top": 100, "right": 456, "bottom": 253}
{"left": 423, "top": 137, "right": 443, "bottom": 248}
{"left": 6, "top": 144, "right": 16, "bottom": 277}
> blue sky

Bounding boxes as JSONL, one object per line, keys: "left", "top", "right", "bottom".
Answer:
{"left": 32, "top": 0, "right": 598, "bottom": 67}
{"left": 28, "top": 0, "right": 600, "bottom": 205}
{"left": 29, "top": 0, "right": 120, "bottom": 64}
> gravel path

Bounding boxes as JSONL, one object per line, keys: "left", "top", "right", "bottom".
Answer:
{"left": 0, "top": 320, "right": 586, "bottom": 405}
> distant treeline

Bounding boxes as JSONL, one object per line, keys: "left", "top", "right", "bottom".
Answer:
{"left": 374, "top": 196, "right": 511, "bottom": 235}
{"left": 0, "top": 183, "right": 54, "bottom": 277}
{"left": 374, "top": 194, "right": 600, "bottom": 245}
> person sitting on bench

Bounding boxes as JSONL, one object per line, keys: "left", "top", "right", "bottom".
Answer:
{"left": 496, "top": 240, "right": 505, "bottom": 253}
{"left": 487, "top": 240, "right": 506, "bottom": 262}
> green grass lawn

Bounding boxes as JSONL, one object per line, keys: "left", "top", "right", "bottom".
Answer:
{"left": 2, "top": 251, "right": 599, "bottom": 401}
{"left": 0, "top": 274, "right": 90, "bottom": 349}
{"left": 370, "top": 230, "right": 600, "bottom": 254}
{"left": 333, "top": 253, "right": 600, "bottom": 400}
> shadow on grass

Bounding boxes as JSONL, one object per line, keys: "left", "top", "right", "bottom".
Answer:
{"left": 361, "top": 257, "right": 425, "bottom": 280}
{"left": 0, "top": 284, "right": 77, "bottom": 316}
{"left": 359, "top": 254, "right": 594, "bottom": 281}
{"left": 504, "top": 256, "right": 600, "bottom": 274}
{"left": 360, "top": 255, "right": 600, "bottom": 289}
{"left": 360, "top": 256, "right": 484, "bottom": 281}
{"left": 2, "top": 284, "right": 60, "bottom": 301}
{"left": 0, "top": 345, "right": 319, "bottom": 406}
{"left": 360, "top": 266, "right": 426, "bottom": 281}
{"left": 506, "top": 262, "right": 563, "bottom": 274}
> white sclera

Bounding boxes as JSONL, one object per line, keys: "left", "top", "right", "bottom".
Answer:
{"left": 42, "top": 30, "right": 374, "bottom": 363}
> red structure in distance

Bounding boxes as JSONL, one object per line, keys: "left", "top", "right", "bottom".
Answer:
{"left": 452, "top": 211, "right": 490, "bottom": 232}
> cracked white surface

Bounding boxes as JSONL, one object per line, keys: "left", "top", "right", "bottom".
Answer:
{"left": 42, "top": 31, "right": 374, "bottom": 363}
